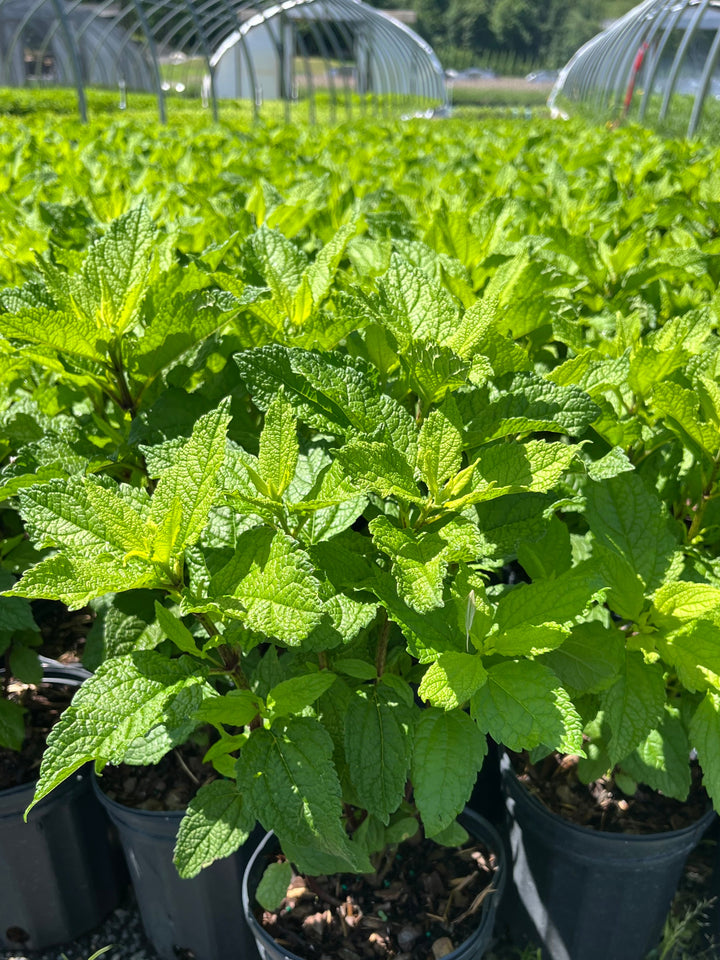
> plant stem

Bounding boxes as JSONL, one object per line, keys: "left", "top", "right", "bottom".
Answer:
{"left": 194, "top": 611, "right": 251, "bottom": 690}
{"left": 175, "top": 749, "right": 200, "bottom": 785}
{"left": 107, "top": 344, "right": 135, "bottom": 416}
{"left": 687, "top": 454, "right": 720, "bottom": 543}
{"left": 375, "top": 609, "right": 390, "bottom": 678}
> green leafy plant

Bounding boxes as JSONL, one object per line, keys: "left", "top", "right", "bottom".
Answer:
{"left": 4, "top": 317, "right": 603, "bottom": 891}
{"left": 1, "top": 111, "right": 720, "bottom": 952}
{"left": 534, "top": 304, "right": 720, "bottom": 808}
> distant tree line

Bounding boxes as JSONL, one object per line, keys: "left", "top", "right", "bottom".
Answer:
{"left": 370, "top": 0, "right": 609, "bottom": 70}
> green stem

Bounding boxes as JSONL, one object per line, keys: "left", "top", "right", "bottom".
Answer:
{"left": 687, "top": 454, "right": 720, "bottom": 543}
{"left": 194, "top": 611, "right": 250, "bottom": 690}
{"left": 375, "top": 609, "right": 390, "bottom": 678}
{"left": 107, "top": 344, "right": 136, "bottom": 417}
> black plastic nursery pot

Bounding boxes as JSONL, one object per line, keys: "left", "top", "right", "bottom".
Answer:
{"left": 242, "top": 807, "right": 507, "bottom": 960}
{"left": 500, "top": 752, "right": 716, "bottom": 960}
{"left": 94, "top": 778, "right": 262, "bottom": 960}
{"left": 0, "top": 661, "right": 125, "bottom": 952}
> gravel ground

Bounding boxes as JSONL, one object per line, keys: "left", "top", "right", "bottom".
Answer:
{"left": 0, "top": 894, "right": 160, "bottom": 960}
{"left": 1, "top": 827, "right": 716, "bottom": 960}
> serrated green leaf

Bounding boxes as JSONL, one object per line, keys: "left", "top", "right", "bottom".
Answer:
{"left": 602, "top": 653, "right": 666, "bottom": 765}
{"left": 430, "top": 820, "right": 469, "bottom": 847}
{"left": 656, "top": 619, "right": 720, "bottom": 693}
{"left": 470, "top": 440, "right": 577, "bottom": 502}
{"left": 473, "top": 493, "right": 559, "bottom": 564}
{"left": 337, "top": 442, "right": 422, "bottom": 505}
{"left": 628, "top": 346, "right": 689, "bottom": 398}
{"left": 494, "top": 562, "right": 605, "bottom": 632}
{"left": 517, "top": 516, "right": 572, "bottom": 580}
{"left": 236, "top": 346, "right": 416, "bottom": 454}
{"left": 584, "top": 447, "right": 634, "bottom": 482}
{"left": 211, "top": 529, "right": 325, "bottom": 645}
{"left": 302, "top": 221, "right": 357, "bottom": 309}
{"left": 74, "top": 204, "right": 157, "bottom": 334}
{"left": 9, "top": 644, "right": 42, "bottom": 685}
{"left": 193, "top": 690, "right": 261, "bottom": 727}
{"left": 374, "top": 255, "right": 461, "bottom": 346}
{"left": 622, "top": 708, "right": 691, "bottom": 801}
{"left": 652, "top": 582, "right": 720, "bottom": 626}
{"left": 304, "top": 593, "right": 377, "bottom": 653}
{"left": 653, "top": 381, "right": 720, "bottom": 457}
{"left": 148, "top": 401, "right": 230, "bottom": 554}
{"left": 128, "top": 282, "right": 235, "bottom": 382}
{"left": 174, "top": 780, "right": 255, "bottom": 879}
{"left": 485, "top": 622, "right": 570, "bottom": 658}
{"left": 399, "top": 340, "right": 469, "bottom": 409}
{"left": 463, "top": 375, "right": 599, "bottom": 445}
{"left": 418, "top": 398, "right": 463, "bottom": 498}
{"left": 236, "top": 718, "right": 362, "bottom": 873}
{"left": 418, "top": 653, "right": 487, "bottom": 709}
{"left": 690, "top": 692, "right": 720, "bottom": 807}
{"left": 0, "top": 589, "right": 38, "bottom": 633}
{"left": 248, "top": 225, "right": 307, "bottom": 316}
{"left": 586, "top": 473, "right": 681, "bottom": 592}
{"left": 413, "top": 709, "right": 485, "bottom": 837}
{"left": 123, "top": 683, "right": 208, "bottom": 765}
{"left": 369, "top": 516, "right": 448, "bottom": 613}
{"left": 203, "top": 733, "right": 247, "bottom": 764}
{"left": 471, "top": 660, "right": 584, "bottom": 754}
{"left": 258, "top": 392, "right": 298, "bottom": 500}
{"left": 256, "top": 861, "right": 293, "bottom": 911}
{"left": 85, "top": 591, "right": 164, "bottom": 669}
{"left": 19, "top": 478, "right": 147, "bottom": 557}
{"left": 29, "top": 652, "right": 206, "bottom": 813}
{"left": 344, "top": 686, "right": 413, "bottom": 825}
{"left": 540, "top": 621, "right": 626, "bottom": 695}
{"left": 154, "top": 602, "right": 204, "bottom": 658}
{"left": 7, "top": 552, "right": 156, "bottom": 611}
{"left": 0, "top": 306, "right": 106, "bottom": 364}
{"left": 266, "top": 672, "right": 337, "bottom": 719}
{"left": 332, "top": 659, "right": 377, "bottom": 680}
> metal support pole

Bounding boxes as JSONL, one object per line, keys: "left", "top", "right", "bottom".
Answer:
{"left": 49, "top": 0, "right": 87, "bottom": 122}
{"left": 128, "top": 0, "right": 166, "bottom": 123}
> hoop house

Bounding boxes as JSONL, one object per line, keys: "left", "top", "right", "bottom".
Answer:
{"left": 0, "top": 0, "right": 446, "bottom": 121}
{"left": 550, "top": 0, "right": 720, "bottom": 137}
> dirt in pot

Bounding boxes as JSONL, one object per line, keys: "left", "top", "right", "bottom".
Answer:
{"left": 257, "top": 830, "right": 499, "bottom": 960}
{"left": 97, "top": 740, "right": 217, "bottom": 811}
{"left": 32, "top": 598, "right": 92, "bottom": 663}
{"left": 511, "top": 750, "right": 709, "bottom": 833}
{"left": 0, "top": 679, "right": 77, "bottom": 789}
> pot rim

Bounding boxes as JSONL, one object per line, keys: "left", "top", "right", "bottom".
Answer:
{"left": 241, "top": 807, "right": 506, "bottom": 960}
{"left": 0, "top": 666, "right": 90, "bottom": 804}
{"left": 500, "top": 750, "right": 716, "bottom": 843}
{"left": 91, "top": 771, "right": 187, "bottom": 821}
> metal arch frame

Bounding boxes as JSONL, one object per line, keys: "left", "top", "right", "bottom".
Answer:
{"left": 638, "top": 1, "right": 682, "bottom": 121}
{"left": 66, "top": 0, "right": 154, "bottom": 97}
{"left": 552, "top": 0, "right": 720, "bottom": 137}
{"left": 209, "top": 0, "right": 445, "bottom": 114}
{"left": 0, "top": 0, "right": 445, "bottom": 122}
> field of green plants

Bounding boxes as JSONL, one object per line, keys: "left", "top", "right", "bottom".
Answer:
{"left": 2, "top": 104, "right": 720, "bottom": 958}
